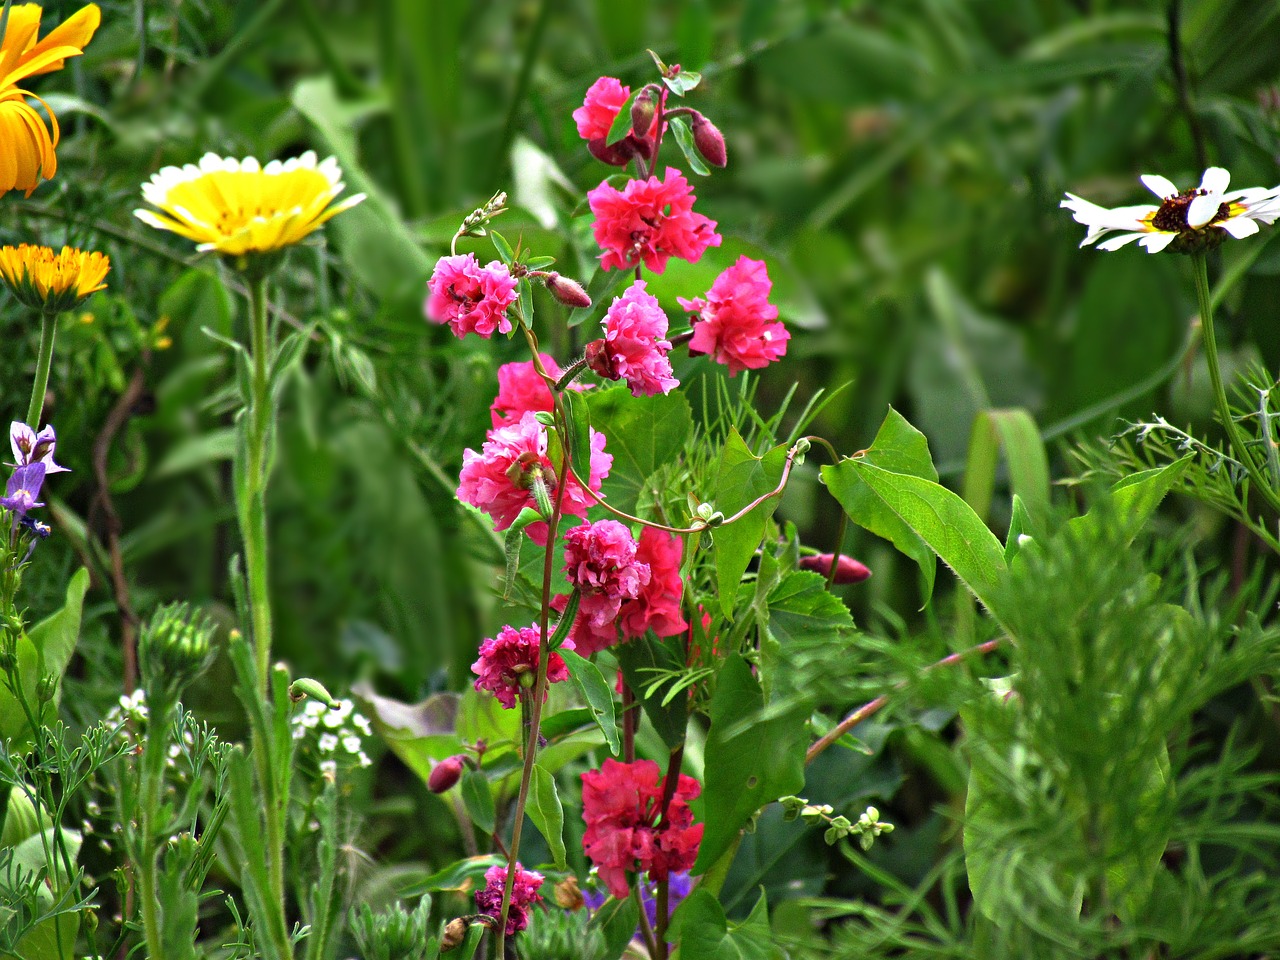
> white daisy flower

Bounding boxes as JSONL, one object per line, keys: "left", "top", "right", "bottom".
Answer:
{"left": 1061, "top": 167, "right": 1280, "bottom": 254}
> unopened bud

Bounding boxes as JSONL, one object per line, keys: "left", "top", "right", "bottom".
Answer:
{"left": 36, "top": 674, "right": 57, "bottom": 704}
{"left": 587, "top": 137, "right": 636, "bottom": 167}
{"left": 289, "top": 677, "right": 339, "bottom": 707}
{"left": 441, "top": 917, "right": 468, "bottom": 951}
{"left": 555, "top": 875, "right": 585, "bottom": 910}
{"left": 798, "top": 552, "right": 871, "bottom": 584}
{"left": 530, "top": 472, "right": 554, "bottom": 520}
{"left": 691, "top": 112, "right": 727, "bottom": 168}
{"left": 631, "top": 86, "right": 658, "bottom": 139}
{"left": 428, "top": 755, "right": 466, "bottom": 794}
{"left": 584, "top": 339, "right": 618, "bottom": 381}
{"left": 544, "top": 272, "right": 592, "bottom": 309}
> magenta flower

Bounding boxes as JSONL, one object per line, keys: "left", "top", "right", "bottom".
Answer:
{"left": 424, "top": 253, "right": 517, "bottom": 339}
{"left": 457, "top": 411, "right": 612, "bottom": 545}
{"left": 573, "top": 77, "right": 630, "bottom": 141}
{"left": 9, "top": 421, "right": 68, "bottom": 473}
{"left": 474, "top": 863, "right": 545, "bottom": 935}
{"left": 563, "top": 520, "right": 651, "bottom": 645}
{"left": 619, "top": 527, "right": 689, "bottom": 640}
{"left": 588, "top": 169, "right": 721, "bottom": 273}
{"left": 1, "top": 463, "right": 47, "bottom": 515}
{"left": 679, "top": 256, "right": 788, "bottom": 375}
{"left": 489, "top": 354, "right": 590, "bottom": 430}
{"left": 587, "top": 282, "right": 679, "bottom": 397}
{"left": 471, "top": 623, "right": 571, "bottom": 710}
{"left": 581, "top": 759, "right": 703, "bottom": 900}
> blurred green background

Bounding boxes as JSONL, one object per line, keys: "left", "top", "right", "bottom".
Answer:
{"left": 4, "top": 0, "right": 1280, "bottom": 942}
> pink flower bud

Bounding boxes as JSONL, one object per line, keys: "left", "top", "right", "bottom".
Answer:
{"left": 691, "top": 112, "right": 727, "bottom": 168}
{"left": 798, "top": 553, "right": 871, "bottom": 584}
{"left": 631, "top": 87, "right": 658, "bottom": 140}
{"left": 584, "top": 338, "right": 617, "bottom": 381}
{"left": 428, "top": 754, "right": 466, "bottom": 793}
{"left": 587, "top": 137, "right": 637, "bottom": 167}
{"left": 544, "top": 272, "right": 592, "bottom": 309}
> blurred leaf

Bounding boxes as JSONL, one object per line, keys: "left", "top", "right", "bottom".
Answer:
{"left": 616, "top": 634, "right": 687, "bottom": 750}
{"left": 589, "top": 896, "right": 640, "bottom": 960}
{"left": 963, "top": 408, "right": 1050, "bottom": 530}
{"left": 460, "top": 769, "right": 495, "bottom": 835}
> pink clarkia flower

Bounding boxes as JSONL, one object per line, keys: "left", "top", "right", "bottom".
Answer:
{"left": 587, "top": 282, "right": 679, "bottom": 397}
{"left": 678, "top": 256, "right": 788, "bottom": 375}
{"left": 588, "top": 168, "right": 721, "bottom": 273}
{"left": 471, "top": 623, "right": 571, "bottom": 710}
{"left": 619, "top": 527, "right": 689, "bottom": 640}
{"left": 424, "top": 253, "right": 517, "bottom": 339}
{"left": 474, "top": 863, "right": 545, "bottom": 935}
{"left": 490, "top": 354, "right": 591, "bottom": 429}
{"left": 457, "top": 411, "right": 611, "bottom": 545}
{"left": 581, "top": 758, "right": 703, "bottom": 899}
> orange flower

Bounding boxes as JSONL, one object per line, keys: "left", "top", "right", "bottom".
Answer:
{"left": 0, "top": 4, "right": 101, "bottom": 196}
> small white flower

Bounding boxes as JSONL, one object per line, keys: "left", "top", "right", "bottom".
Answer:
{"left": 322, "top": 699, "right": 353, "bottom": 729}
{"left": 352, "top": 713, "right": 372, "bottom": 736}
{"left": 357, "top": 751, "right": 372, "bottom": 768}
{"left": 341, "top": 734, "right": 363, "bottom": 754}
{"left": 318, "top": 733, "right": 339, "bottom": 754}
{"left": 319, "top": 759, "right": 337, "bottom": 777}
{"left": 1062, "top": 167, "right": 1280, "bottom": 254}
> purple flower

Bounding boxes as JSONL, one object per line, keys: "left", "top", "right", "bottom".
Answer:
{"left": 9, "top": 421, "right": 69, "bottom": 474}
{"left": 2, "top": 463, "right": 47, "bottom": 515}
{"left": 582, "top": 870, "right": 693, "bottom": 945}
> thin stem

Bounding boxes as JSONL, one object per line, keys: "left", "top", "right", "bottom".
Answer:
{"left": 1193, "top": 253, "right": 1280, "bottom": 517}
{"left": 805, "top": 638, "right": 1004, "bottom": 765}
{"left": 553, "top": 356, "right": 590, "bottom": 392}
{"left": 652, "top": 741, "right": 685, "bottom": 960}
{"left": 26, "top": 310, "right": 57, "bottom": 427}
{"left": 622, "top": 682, "right": 637, "bottom": 762}
{"left": 634, "top": 882, "right": 660, "bottom": 958}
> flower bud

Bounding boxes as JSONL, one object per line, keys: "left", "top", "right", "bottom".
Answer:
{"left": 587, "top": 137, "right": 636, "bottom": 167}
{"left": 428, "top": 755, "right": 466, "bottom": 794}
{"left": 584, "top": 338, "right": 618, "bottom": 381}
{"left": 631, "top": 86, "right": 658, "bottom": 139}
{"left": 798, "top": 552, "right": 871, "bottom": 584}
{"left": 544, "top": 272, "right": 592, "bottom": 309}
{"left": 554, "top": 875, "right": 585, "bottom": 910}
{"left": 289, "top": 677, "right": 339, "bottom": 707}
{"left": 139, "top": 602, "right": 217, "bottom": 694}
{"left": 440, "top": 918, "right": 469, "bottom": 952}
{"left": 690, "top": 112, "right": 727, "bottom": 168}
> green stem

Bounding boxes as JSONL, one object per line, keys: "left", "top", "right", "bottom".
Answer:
{"left": 239, "top": 274, "right": 291, "bottom": 954}
{"left": 1192, "top": 253, "right": 1280, "bottom": 517}
{"left": 26, "top": 310, "right": 57, "bottom": 427}
{"left": 137, "top": 694, "right": 172, "bottom": 960}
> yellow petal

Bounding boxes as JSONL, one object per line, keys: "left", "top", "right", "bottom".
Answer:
{"left": 21, "top": 4, "right": 100, "bottom": 76}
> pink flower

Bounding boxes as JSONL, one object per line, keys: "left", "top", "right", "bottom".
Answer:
{"left": 587, "top": 282, "right": 679, "bottom": 397}
{"left": 581, "top": 758, "right": 703, "bottom": 899}
{"left": 474, "top": 863, "right": 545, "bottom": 935}
{"left": 619, "top": 527, "right": 689, "bottom": 640}
{"left": 678, "top": 256, "right": 788, "bottom": 375}
{"left": 424, "top": 253, "right": 517, "bottom": 339}
{"left": 562, "top": 520, "right": 651, "bottom": 649}
{"left": 457, "top": 411, "right": 612, "bottom": 545}
{"left": 471, "top": 623, "right": 572, "bottom": 710}
{"left": 490, "top": 355, "right": 592, "bottom": 430}
{"left": 588, "top": 169, "right": 721, "bottom": 274}
{"left": 573, "top": 77, "right": 630, "bottom": 141}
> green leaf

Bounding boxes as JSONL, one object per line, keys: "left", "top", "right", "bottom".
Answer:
{"left": 826, "top": 459, "right": 1007, "bottom": 617}
{"left": 502, "top": 507, "right": 546, "bottom": 600}
{"left": 669, "top": 115, "right": 711, "bottom": 176}
{"left": 694, "top": 656, "right": 807, "bottom": 873}
{"left": 354, "top": 687, "right": 463, "bottom": 787}
{"left": 606, "top": 90, "right": 638, "bottom": 145}
{"left": 560, "top": 389, "right": 594, "bottom": 484}
{"left": 489, "top": 230, "right": 515, "bottom": 265}
{"left": 962, "top": 408, "right": 1050, "bottom": 530}
{"left": 1004, "top": 494, "right": 1034, "bottom": 565}
{"left": 820, "top": 408, "right": 940, "bottom": 604}
{"left": 561, "top": 649, "right": 620, "bottom": 756}
{"left": 154, "top": 428, "right": 237, "bottom": 477}
{"left": 586, "top": 386, "right": 693, "bottom": 513}
{"left": 460, "top": 769, "right": 496, "bottom": 835}
{"left": 528, "top": 764, "right": 567, "bottom": 870}
{"left": 589, "top": 896, "right": 640, "bottom": 960}
{"left": 0, "top": 568, "right": 88, "bottom": 745}
{"left": 670, "top": 888, "right": 782, "bottom": 960}
{"left": 401, "top": 855, "right": 504, "bottom": 896}
{"left": 616, "top": 635, "right": 688, "bottom": 749}
{"left": 662, "top": 69, "right": 703, "bottom": 96}
{"left": 711, "top": 431, "right": 790, "bottom": 617}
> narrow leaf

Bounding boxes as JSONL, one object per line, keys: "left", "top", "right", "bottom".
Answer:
{"left": 528, "top": 764, "right": 567, "bottom": 869}
{"left": 561, "top": 649, "right": 620, "bottom": 755}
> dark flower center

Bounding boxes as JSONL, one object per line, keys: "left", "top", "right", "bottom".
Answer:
{"left": 1150, "top": 189, "right": 1231, "bottom": 232}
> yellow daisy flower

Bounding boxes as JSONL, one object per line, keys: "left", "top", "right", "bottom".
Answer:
{"left": 0, "top": 3, "right": 101, "bottom": 196}
{"left": 0, "top": 243, "right": 110, "bottom": 312}
{"left": 133, "top": 151, "right": 367, "bottom": 260}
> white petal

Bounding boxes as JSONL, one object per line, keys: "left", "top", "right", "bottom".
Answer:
{"left": 1141, "top": 174, "right": 1178, "bottom": 199}
{"left": 1199, "top": 166, "right": 1231, "bottom": 194}
{"left": 1139, "top": 232, "right": 1177, "bottom": 253}
{"left": 1187, "top": 193, "right": 1222, "bottom": 228}
{"left": 1096, "top": 231, "right": 1149, "bottom": 251}
{"left": 1220, "top": 216, "right": 1260, "bottom": 238}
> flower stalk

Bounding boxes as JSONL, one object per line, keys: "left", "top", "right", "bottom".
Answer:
{"left": 1191, "top": 252, "right": 1280, "bottom": 517}
{"left": 26, "top": 309, "right": 57, "bottom": 428}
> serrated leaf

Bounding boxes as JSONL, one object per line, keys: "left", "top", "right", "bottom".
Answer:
{"left": 669, "top": 115, "right": 711, "bottom": 176}
{"left": 528, "top": 764, "right": 567, "bottom": 869}
{"left": 561, "top": 649, "right": 620, "bottom": 755}
{"left": 586, "top": 386, "right": 693, "bottom": 513}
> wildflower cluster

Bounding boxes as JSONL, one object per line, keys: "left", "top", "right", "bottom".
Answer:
{"left": 475, "top": 863, "right": 545, "bottom": 935}
{"left": 291, "top": 697, "right": 374, "bottom": 775}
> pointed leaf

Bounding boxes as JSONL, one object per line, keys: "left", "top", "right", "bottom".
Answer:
{"left": 528, "top": 764, "right": 567, "bottom": 869}
{"left": 710, "top": 431, "right": 789, "bottom": 617}
{"left": 561, "top": 649, "right": 620, "bottom": 755}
